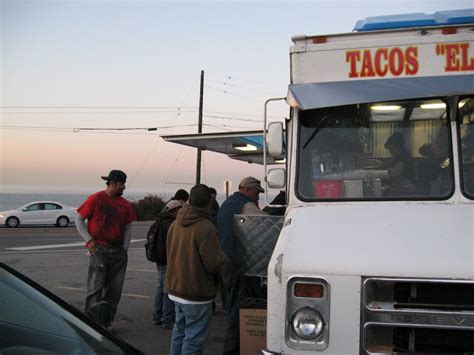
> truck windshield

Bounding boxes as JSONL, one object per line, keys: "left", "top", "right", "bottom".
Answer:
{"left": 459, "top": 97, "right": 474, "bottom": 199}
{"left": 297, "top": 98, "right": 455, "bottom": 200}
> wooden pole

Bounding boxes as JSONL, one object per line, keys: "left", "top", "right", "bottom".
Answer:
{"left": 196, "top": 70, "right": 204, "bottom": 185}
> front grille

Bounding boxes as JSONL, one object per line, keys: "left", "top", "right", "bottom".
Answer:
{"left": 394, "top": 282, "right": 474, "bottom": 311}
{"left": 393, "top": 327, "right": 474, "bottom": 352}
{"left": 361, "top": 277, "right": 474, "bottom": 354}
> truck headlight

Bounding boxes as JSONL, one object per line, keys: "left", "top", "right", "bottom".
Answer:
{"left": 286, "top": 278, "right": 329, "bottom": 350}
{"left": 291, "top": 307, "right": 324, "bottom": 340}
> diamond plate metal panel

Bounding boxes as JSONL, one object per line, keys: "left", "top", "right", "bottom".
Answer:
{"left": 233, "top": 215, "right": 284, "bottom": 276}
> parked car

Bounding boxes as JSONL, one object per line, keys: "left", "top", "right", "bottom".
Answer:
{"left": 0, "top": 262, "right": 143, "bottom": 354}
{"left": 0, "top": 201, "right": 77, "bottom": 228}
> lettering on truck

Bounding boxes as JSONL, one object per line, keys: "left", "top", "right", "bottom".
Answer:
{"left": 437, "top": 43, "right": 474, "bottom": 71}
{"left": 345, "top": 42, "right": 474, "bottom": 78}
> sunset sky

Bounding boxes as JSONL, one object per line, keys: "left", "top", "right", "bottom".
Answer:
{"left": 1, "top": 0, "right": 471, "bottom": 197}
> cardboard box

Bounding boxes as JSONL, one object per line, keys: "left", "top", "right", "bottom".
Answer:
{"left": 239, "top": 309, "right": 267, "bottom": 355}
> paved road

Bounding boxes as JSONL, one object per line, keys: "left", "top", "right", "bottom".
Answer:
{"left": 0, "top": 222, "right": 227, "bottom": 355}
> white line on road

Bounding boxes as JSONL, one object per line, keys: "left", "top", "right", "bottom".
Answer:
{"left": 7, "top": 242, "right": 86, "bottom": 250}
{"left": 122, "top": 293, "right": 152, "bottom": 299}
{"left": 0, "top": 249, "right": 88, "bottom": 254}
{"left": 55, "top": 286, "right": 151, "bottom": 299}
{"left": 128, "top": 268, "right": 155, "bottom": 273}
{"left": 56, "top": 286, "right": 84, "bottom": 291}
{"left": 0, "top": 247, "right": 146, "bottom": 255}
{"left": 5, "top": 239, "right": 146, "bottom": 251}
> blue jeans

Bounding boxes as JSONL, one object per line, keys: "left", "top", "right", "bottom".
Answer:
{"left": 169, "top": 301, "right": 213, "bottom": 355}
{"left": 153, "top": 264, "right": 175, "bottom": 324}
{"left": 85, "top": 245, "right": 128, "bottom": 324}
{"left": 222, "top": 263, "right": 240, "bottom": 352}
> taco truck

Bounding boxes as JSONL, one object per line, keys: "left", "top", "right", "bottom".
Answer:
{"left": 163, "top": 9, "right": 474, "bottom": 354}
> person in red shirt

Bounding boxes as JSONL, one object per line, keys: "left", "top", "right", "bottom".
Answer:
{"left": 75, "top": 169, "right": 136, "bottom": 331}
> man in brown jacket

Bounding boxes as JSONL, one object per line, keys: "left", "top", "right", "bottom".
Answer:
{"left": 166, "top": 184, "right": 228, "bottom": 355}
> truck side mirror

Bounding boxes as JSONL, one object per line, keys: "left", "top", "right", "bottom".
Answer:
{"left": 267, "top": 168, "right": 286, "bottom": 189}
{"left": 267, "top": 122, "right": 284, "bottom": 157}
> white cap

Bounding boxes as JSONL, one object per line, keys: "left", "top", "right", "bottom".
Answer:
{"left": 239, "top": 176, "right": 265, "bottom": 192}
{"left": 164, "top": 199, "right": 183, "bottom": 212}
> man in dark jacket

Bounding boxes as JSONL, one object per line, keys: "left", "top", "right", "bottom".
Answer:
{"left": 166, "top": 184, "right": 228, "bottom": 355}
{"left": 152, "top": 199, "right": 182, "bottom": 329}
{"left": 218, "top": 176, "right": 267, "bottom": 355}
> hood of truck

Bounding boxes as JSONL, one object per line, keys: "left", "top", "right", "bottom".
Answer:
{"left": 275, "top": 202, "right": 474, "bottom": 279}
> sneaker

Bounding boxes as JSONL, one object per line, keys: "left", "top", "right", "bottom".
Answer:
{"left": 162, "top": 322, "right": 174, "bottom": 329}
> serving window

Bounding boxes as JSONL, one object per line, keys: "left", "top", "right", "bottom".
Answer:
{"left": 296, "top": 98, "right": 454, "bottom": 201}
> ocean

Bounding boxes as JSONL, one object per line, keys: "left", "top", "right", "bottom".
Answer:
{"left": 0, "top": 190, "right": 248, "bottom": 212}
{"left": 0, "top": 191, "right": 170, "bottom": 211}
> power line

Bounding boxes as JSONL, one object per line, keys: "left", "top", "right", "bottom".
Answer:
{"left": 202, "top": 123, "right": 259, "bottom": 130}
{"left": 0, "top": 106, "right": 198, "bottom": 109}
{"left": 203, "top": 114, "right": 260, "bottom": 123}
{"left": 205, "top": 78, "right": 281, "bottom": 96}
{"left": 2, "top": 108, "right": 284, "bottom": 119}
{"left": 173, "top": 77, "right": 201, "bottom": 121}
{"left": 205, "top": 109, "right": 285, "bottom": 120}
{"left": 206, "top": 72, "right": 283, "bottom": 88}
{"left": 132, "top": 76, "right": 201, "bottom": 186}
{"left": 204, "top": 85, "right": 264, "bottom": 102}
{"left": 0, "top": 124, "right": 198, "bottom": 132}
{"left": 2, "top": 110, "right": 198, "bottom": 114}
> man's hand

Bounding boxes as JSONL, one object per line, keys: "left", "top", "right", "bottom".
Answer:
{"left": 86, "top": 239, "right": 97, "bottom": 254}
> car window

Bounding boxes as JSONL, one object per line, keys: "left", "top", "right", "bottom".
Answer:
{"left": 44, "top": 203, "right": 62, "bottom": 210}
{"left": 25, "top": 204, "right": 43, "bottom": 211}
{"left": 0, "top": 266, "right": 128, "bottom": 354}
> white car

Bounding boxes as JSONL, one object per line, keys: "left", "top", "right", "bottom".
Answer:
{"left": 0, "top": 201, "right": 77, "bottom": 228}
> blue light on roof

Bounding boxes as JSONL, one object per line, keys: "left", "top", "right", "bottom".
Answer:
{"left": 354, "top": 9, "right": 474, "bottom": 32}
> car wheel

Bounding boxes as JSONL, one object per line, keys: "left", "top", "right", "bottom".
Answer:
{"left": 6, "top": 217, "right": 19, "bottom": 228}
{"left": 56, "top": 216, "right": 69, "bottom": 228}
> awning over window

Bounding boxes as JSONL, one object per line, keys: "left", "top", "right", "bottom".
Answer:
{"left": 161, "top": 130, "right": 273, "bottom": 165}
{"left": 288, "top": 75, "right": 474, "bottom": 110}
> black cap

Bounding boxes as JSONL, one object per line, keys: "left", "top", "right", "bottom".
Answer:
{"left": 384, "top": 132, "right": 404, "bottom": 148}
{"left": 101, "top": 170, "right": 127, "bottom": 183}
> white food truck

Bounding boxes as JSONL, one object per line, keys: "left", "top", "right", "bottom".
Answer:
{"left": 163, "top": 9, "right": 474, "bottom": 354}
{"left": 262, "top": 9, "right": 474, "bottom": 354}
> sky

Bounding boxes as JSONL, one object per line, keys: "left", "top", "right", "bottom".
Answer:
{"left": 1, "top": 0, "right": 472, "bottom": 197}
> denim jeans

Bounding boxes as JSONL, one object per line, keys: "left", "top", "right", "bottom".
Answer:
{"left": 222, "top": 263, "right": 241, "bottom": 352}
{"left": 169, "top": 301, "right": 213, "bottom": 355}
{"left": 153, "top": 264, "right": 175, "bottom": 324}
{"left": 85, "top": 245, "right": 128, "bottom": 324}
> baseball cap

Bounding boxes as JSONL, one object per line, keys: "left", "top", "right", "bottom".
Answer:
{"left": 164, "top": 199, "right": 183, "bottom": 212}
{"left": 101, "top": 170, "right": 127, "bottom": 183}
{"left": 239, "top": 176, "right": 265, "bottom": 193}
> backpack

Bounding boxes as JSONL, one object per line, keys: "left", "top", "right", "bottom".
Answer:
{"left": 145, "top": 220, "right": 160, "bottom": 262}
{"left": 154, "top": 219, "right": 171, "bottom": 265}
{"left": 145, "top": 216, "right": 172, "bottom": 264}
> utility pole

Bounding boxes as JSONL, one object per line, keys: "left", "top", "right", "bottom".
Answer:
{"left": 195, "top": 70, "right": 204, "bottom": 185}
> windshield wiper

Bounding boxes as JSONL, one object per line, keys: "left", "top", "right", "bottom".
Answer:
{"left": 302, "top": 108, "right": 335, "bottom": 149}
